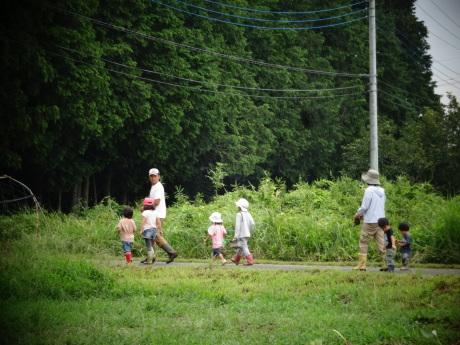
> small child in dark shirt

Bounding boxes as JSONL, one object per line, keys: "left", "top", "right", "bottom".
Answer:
{"left": 397, "top": 222, "right": 412, "bottom": 270}
{"left": 378, "top": 217, "right": 396, "bottom": 273}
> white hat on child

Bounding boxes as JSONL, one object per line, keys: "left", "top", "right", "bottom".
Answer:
{"left": 235, "top": 198, "right": 249, "bottom": 212}
{"left": 209, "top": 212, "right": 223, "bottom": 223}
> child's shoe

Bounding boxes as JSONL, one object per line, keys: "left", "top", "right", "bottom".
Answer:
{"left": 221, "top": 259, "right": 227, "bottom": 266}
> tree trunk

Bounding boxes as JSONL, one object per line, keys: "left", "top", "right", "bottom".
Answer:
{"left": 83, "top": 176, "right": 89, "bottom": 208}
{"left": 71, "top": 183, "right": 78, "bottom": 212}
{"left": 92, "top": 175, "right": 97, "bottom": 206}
{"left": 57, "top": 190, "right": 61, "bottom": 212}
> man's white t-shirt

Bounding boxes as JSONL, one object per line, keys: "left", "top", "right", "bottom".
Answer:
{"left": 150, "top": 181, "right": 166, "bottom": 219}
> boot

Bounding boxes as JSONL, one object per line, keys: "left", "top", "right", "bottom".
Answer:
{"left": 231, "top": 254, "right": 242, "bottom": 265}
{"left": 144, "top": 250, "right": 156, "bottom": 265}
{"left": 380, "top": 254, "right": 388, "bottom": 271}
{"left": 243, "top": 254, "right": 253, "bottom": 266}
{"left": 400, "top": 258, "right": 409, "bottom": 270}
{"left": 125, "top": 253, "right": 132, "bottom": 263}
{"left": 353, "top": 254, "right": 367, "bottom": 271}
{"left": 162, "top": 244, "right": 178, "bottom": 264}
{"left": 388, "top": 265, "right": 394, "bottom": 273}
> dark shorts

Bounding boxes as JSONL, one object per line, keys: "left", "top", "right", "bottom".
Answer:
{"left": 213, "top": 248, "right": 221, "bottom": 256}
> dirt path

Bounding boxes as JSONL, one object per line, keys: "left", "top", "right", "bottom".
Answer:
{"left": 114, "top": 260, "right": 460, "bottom": 275}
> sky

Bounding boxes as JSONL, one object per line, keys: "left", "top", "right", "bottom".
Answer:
{"left": 414, "top": 0, "right": 460, "bottom": 105}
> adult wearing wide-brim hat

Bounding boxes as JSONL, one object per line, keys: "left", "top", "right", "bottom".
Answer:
{"left": 353, "top": 169, "right": 386, "bottom": 271}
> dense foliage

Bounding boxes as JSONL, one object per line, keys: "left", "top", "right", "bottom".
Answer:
{"left": 1, "top": 0, "right": 457, "bottom": 212}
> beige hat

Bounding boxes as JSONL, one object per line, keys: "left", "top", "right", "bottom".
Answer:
{"left": 209, "top": 212, "right": 223, "bottom": 223}
{"left": 361, "top": 169, "right": 380, "bottom": 185}
{"left": 149, "top": 168, "right": 160, "bottom": 176}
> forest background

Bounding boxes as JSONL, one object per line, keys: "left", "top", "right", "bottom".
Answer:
{"left": 1, "top": 0, "right": 459, "bottom": 212}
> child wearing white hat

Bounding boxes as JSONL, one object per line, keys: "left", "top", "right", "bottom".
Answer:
{"left": 231, "top": 198, "right": 255, "bottom": 265}
{"left": 204, "top": 212, "right": 227, "bottom": 265}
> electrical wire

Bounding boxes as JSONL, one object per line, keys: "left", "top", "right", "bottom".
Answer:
{"left": 377, "top": 18, "right": 460, "bottom": 77}
{"left": 53, "top": 7, "right": 369, "bottom": 78}
{"left": 49, "top": 51, "right": 367, "bottom": 100}
{"left": 379, "top": 94, "right": 416, "bottom": 111}
{"left": 376, "top": 23, "right": 460, "bottom": 91}
{"left": 149, "top": 0, "right": 368, "bottom": 30}
{"left": 430, "top": 0, "right": 460, "bottom": 30}
{"left": 199, "top": 0, "right": 368, "bottom": 14}
{"left": 164, "top": 0, "right": 368, "bottom": 23}
{"left": 56, "top": 45, "right": 366, "bottom": 93}
{"left": 415, "top": 2, "right": 460, "bottom": 41}
{"left": 378, "top": 81, "right": 427, "bottom": 100}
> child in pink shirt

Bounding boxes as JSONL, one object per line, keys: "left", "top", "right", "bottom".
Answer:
{"left": 117, "top": 207, "right": 136, "bottom": 263}
{"left": 203, "top": 212, "right": 227, "bottom": 265}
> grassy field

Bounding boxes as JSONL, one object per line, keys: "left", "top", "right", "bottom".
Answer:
{"left": 1, "top": 253, "right": 459, "bottom": 345}
{"left": 1, "top": 176, "right": 460, "bottom": 344}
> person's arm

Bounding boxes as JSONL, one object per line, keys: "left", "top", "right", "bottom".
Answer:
{"left": 139, "top": 216, "right": 146, "bottom": 236}
{"left": 203, "top": 234, "right": 212, "bottom": 243}
{"left": 355, "top": 189, "right": 372, "bottom": 217}
{"left": 390, "top": 235, "right": 396, "bottom": 250}
{"left": 156, "top": 217, "right": 162, "bottom": 234}
{"left": 234, "top": 213, "right": 241, "bottom": 239}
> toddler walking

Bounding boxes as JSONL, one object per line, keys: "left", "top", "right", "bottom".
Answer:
{"left": 117, "top": 207, "right": 136, "bottom": 263}
{"left": 139, "top": 198, "right": 162, "bottom": 265}
{"left": 204, "top": 212, "right": 227, "bottom": 265}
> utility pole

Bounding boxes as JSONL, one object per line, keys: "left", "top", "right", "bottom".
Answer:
{"left": 369, "top": 0, "right": 378, "bottom": 170}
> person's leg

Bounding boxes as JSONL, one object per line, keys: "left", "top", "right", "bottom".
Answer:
{"left": 239, "top": 238, "right": 253, "bottom": 265}
{"left": 232, "top": 241, "right": 243, "bottom": 264}
{"left": 386, "top": 249, "right": 395, "bottom": 272}
{"left": 353, "top": 224, "right": 372, "bottom": 270}
{"left": 373, "top": 227, "right": 387, "bottom": 270}
{"left": 155, "top": 220, "right": 178, "bottom": 263}
{"left": 123, "top": 241, "right": 133, "bottom": 263}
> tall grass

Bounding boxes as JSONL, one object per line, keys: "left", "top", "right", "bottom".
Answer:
{"left": 0, "top": 176, "right": 459, "bottom": 263}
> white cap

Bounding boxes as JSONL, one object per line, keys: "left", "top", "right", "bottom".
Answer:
{"left": 149, "top": 168, "right": 160, "bottom": 176}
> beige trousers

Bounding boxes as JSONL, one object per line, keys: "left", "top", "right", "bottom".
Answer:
{"left": 358, "top": 223, "right": 385, "bottom": 255}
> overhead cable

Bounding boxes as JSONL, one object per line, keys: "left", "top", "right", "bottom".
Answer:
{"left": 53, "top": 7, "right": 368, "bottom": 78}
{"left": 430, "top": 0, "right": 460, "bottom": 30}
{"left": 149, "top": 0, "right": 368, "bottom": 30}
{"left": 377, "top": 17, "right": 460, "bottom": 76}
{"left": 49, "top": 51, "right": 367, "bottom": 100}
{"left": 415, "top": 2, "right": 460, "bottom": 41}
{"left": 199, "top": 0, "right": 367, "bottom": 14}
{"left": 164, "top": 0, "right": 367, "bottom": 23}
{"left": 56, "top": 45, "right": 365, "bottom": 92}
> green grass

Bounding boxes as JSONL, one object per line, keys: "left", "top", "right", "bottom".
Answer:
{"left": 1, "top": 176, "right": 460, "bottom": 344}
{"left": 1, "top": 255, "right": 459, "bottom": 345}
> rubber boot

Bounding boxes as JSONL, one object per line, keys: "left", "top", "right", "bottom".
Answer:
{"left": 162, "top": 244, "right": 178, "bottom": 264}
{"left": 380, "top": 254, "right": 388, "bottom": 271}
{"left": 231, "top": 254, "right": 242, "bottom": 265}
{"left": 243, "top": 254, "right": 253, "bottom": 266}
{"left": 400, "top": 258, "right": 409, "bottom": 270}
{"left": 353, "top": 254, "right": 367, "bottom": 271}
{"left": 144, "top": 250, "right": 156, "bottom": 265}
{"left": 388, "top": 265, "right": 394, "bottom": 273}
{"left": 125, "top": 253, "right": 132, "bottom": 263}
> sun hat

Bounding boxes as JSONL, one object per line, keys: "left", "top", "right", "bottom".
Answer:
{"left": 143, "top": 198, "right": 155, "bottom": 205}
{"left": 149, "top": 168, "right": 160, "bottom": 176}
{"left": 209, "top": 212, "right": 223, "bottom": 223}
{"left": 235, "top": 198, "right": 249, "bottom": 212}
{"left": 361, "top": 169, "right": 380, "bottom": 185}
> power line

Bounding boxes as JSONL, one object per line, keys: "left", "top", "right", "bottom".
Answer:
{"left": 376, "top": 24, "right": 460, "bottom": 90}
{"left": 415, "top": 2, "right": 460, "bottom": 41}
{"left": 430, "top": 0, "right": 460, "bottom": 30}
{"left": 149, "top": 0, "right": 368, "bottom": 30}
{"left": 49, "top": 51, "right": 367, "bottom": 100}
{"left": 53, "top": 7, "right": 368, "bottom": 78}
{"left": 56, "top": 45, "right": 366, "bottom": 93}
{"left": 164, "top": 0, "right": 367, "bottom": 23}
{"left": 377, "top": 16, "right": 460, "bottom": 76}
{"left": 379, "top": 80, "right": 427, "bottom": 100}
{"left": 199, "top": 0, "right": 368, "bottom": 14}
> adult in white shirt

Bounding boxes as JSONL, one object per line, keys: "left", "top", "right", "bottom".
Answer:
{"left": 147, "top": 168, "right": 178, "bottom": 264}
{"left": 353, "top": 169, "right": 386, "bottom": 271}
